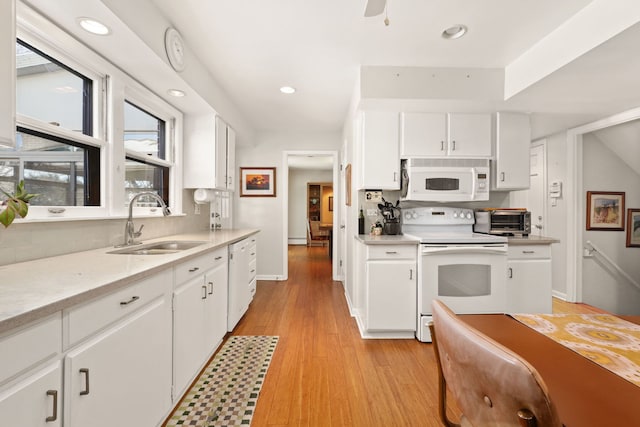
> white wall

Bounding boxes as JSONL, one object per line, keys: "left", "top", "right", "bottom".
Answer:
{"left": 582, "top": 133, "right": 640, "bottom": 314}
{"left": 234, "top": 131, "right": 341, "bottom": 279}
{"left": 288, "top": 169, "right": 332, "bottom": 243}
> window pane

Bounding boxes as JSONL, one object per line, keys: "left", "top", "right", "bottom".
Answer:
{"left": 2, "top": 129, "right": 101, "bottom": 206}
{"left": 124, "top": 102, "right": 165, "bottom": 159}
{"left": 125, "top": 157, "right": 169, "bottom": 205}
{"left": 16, "top": 40, "right": 92, "bottom": 134}
{"left": 0, "top": 160, "right": 19, "bottom": 197}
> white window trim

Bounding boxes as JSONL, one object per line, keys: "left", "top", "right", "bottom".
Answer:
{"left": 10, "top": 2, "right": 184, "bottom": 223}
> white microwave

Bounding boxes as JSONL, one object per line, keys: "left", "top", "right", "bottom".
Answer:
{"left": 400, "top": 158, "right": 490, "bottom": 202}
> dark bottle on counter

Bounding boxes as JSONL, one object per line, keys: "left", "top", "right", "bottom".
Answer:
{"left": 358, "top": 209, "right": 365, "bottom": 234}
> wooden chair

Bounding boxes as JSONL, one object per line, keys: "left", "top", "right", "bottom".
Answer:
{"left": 307, "top": 219, "right": 329, "bottom": 247}
{"left": 429, "top": 300, "right": 563, "bottom": 427}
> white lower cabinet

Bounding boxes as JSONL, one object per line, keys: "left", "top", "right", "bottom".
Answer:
{"left": 363, "top": 245, "right": 417, "bottom": 335}
{"left": 0, "top": 361, "right": 62, "bottom": 426}
{"left": 64, "top": 294, "right": 172, "bottom": 427}
{"left": 173, "top": 248, "right": 228, "bottom": 398}
{"left": 507, "top": 245, "right": 552, "bottom": 313}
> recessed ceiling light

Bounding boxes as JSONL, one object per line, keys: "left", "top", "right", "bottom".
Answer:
{"left": 167, "top": 89, "right": 186, "bottom": 97}
{"left": 77, "top": 17, "right": 111, "bottom": 35}
{"left": 280, "top": 86, "right": 296, "bottom": 94}
{"left": 442, "top": 25, "right": 467, "bottom": 40}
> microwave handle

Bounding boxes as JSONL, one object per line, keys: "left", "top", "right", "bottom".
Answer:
{"left": 470, "top": 167, "right": 477, "bottom": 200}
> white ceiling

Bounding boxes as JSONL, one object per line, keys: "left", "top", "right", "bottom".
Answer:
{"left": 145, "top": 0, "right": 640, "bottom": 134}
{"left": 22, "top": 0, "right": 640, "bottom": 140}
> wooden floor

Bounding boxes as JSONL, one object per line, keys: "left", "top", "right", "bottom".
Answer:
{"left": 232, "top": 245, "right": 598, "bottom": 427}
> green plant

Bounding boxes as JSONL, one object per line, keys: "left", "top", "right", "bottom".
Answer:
{"left": 0, "top": 181, "right": 38, "bottom": 228}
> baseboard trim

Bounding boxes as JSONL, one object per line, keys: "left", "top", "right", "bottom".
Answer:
{"left": 257, "top": 275, "right": 286, "bottom": 281}
{"left": 288, "top": 238, "right": 307, "bottom": 245}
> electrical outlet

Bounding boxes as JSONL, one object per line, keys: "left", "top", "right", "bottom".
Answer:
{"left": 366, "top": 208, "right": 377, "bottom": 216}
{"left": 365, "top": 191, "right": 382, "bottom": 202}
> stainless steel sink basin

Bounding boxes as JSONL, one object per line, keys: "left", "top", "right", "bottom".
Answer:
{"left": 108, "top": 240, "right": 207, "bottom": 255}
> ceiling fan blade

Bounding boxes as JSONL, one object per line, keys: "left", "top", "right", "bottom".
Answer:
{"left": 364, "top": 0, "right": 386, "bottom": 17}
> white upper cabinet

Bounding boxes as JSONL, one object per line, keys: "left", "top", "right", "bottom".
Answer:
{"left": 447, "top": 113, "right": 492, "bottom": 157}
{"left": 358, "top": 111, "right": 400, "bottom": 190}
{"left": 0, "top": 0, "right": 15, "bottom": 148}
{"left": 400, "top": 113, "right": 447, "bottom": 157}
{"left": 492, "top": 112, "right": 531, "bottom": 190}
{"left": 400, "top": 112, "right": 491, "bottom": 158}
{"left": 184, "top": 115, "right": 235, "bottom": 191}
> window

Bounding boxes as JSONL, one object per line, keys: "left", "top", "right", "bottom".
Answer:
{"left": 124, "top": 101, "right": 170, "bottom": 206}
{"left": 5, "top": 38, "right": 101, "bottom": 207}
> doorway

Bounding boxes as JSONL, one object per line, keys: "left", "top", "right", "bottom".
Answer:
{"left": 281, "top": 151, "right": 340, "bottom": 281}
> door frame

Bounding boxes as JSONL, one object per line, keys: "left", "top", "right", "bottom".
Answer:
{"left": 281, "top": 150, "right": 340, "bottom": 281}
{"left": 566, "top": 106, "right": 640, "bottom": 302}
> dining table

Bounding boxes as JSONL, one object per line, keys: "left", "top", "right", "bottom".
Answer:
{"left": 461, "top": 313, "right": 640, "bottom": 427}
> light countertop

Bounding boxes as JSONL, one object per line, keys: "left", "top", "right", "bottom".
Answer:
{"left": 355, "top": 234, "right": 420, "bottom": 245}
{"left": 0, "top": 229, "right": 258, "bottom": 334}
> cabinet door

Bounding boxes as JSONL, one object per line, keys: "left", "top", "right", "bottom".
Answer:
{"left": 400, "top": 112, "right": 447, "bottom": 157}
{"left": 204, "top": 262, "right": 228, "bottom": 355}
{"left": 366, "top": 260, "right": 416, "bottom": 330}
{"left": 507, "top": 259, "right": 552, "bottom": 313}
{"left": 494, "top": 112, "right": 531, "bottom": 190}
{"left": 0, "top": 361, "right": 62, "bottom": 427}
{"left": 226, "top": 126, "right": 236, "bottom": 191}
{"left": 173, "top": 276, "right": 208, "bottom": 396}
{"left": 215, "top": 116, "right": 228, "bottom": 190}
{"left": 228, "top": 240, "right": 250, "bottom": 331}
{"left": 0, "top": 0, "right": 14, "bottom": 148}
{"left": 64, "top": 298, "right": 172, "bottom": 427}
{"left": 447, "top": 113, "right": 492, "bottom": 157}
{"left": 360, "top": 111, "right": 400, "bottom": 190}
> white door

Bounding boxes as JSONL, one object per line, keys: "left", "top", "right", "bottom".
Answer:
{"left": 65, "top": 299, "right": 172, "bottom": 427}
{"left": 529, "top": 143, "right": 546, "bottom": 236}
{"left": 0, "top": 361, "right": 62, "bottom": 427}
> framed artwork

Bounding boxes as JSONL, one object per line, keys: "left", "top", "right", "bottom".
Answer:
{"left": 328, "top": 196, "right": 333, "bottom": 212}
{"left": 345, "top": 163, "right": 352, "bottom": 206}
{"left": 627, "top": 209, "right": 640, "bottom": 247}
{"left": 239, "top": 167, "right": 276, "bottom": 197}
{"left": 586, "top": 191, "right": 625, "bottom": 230}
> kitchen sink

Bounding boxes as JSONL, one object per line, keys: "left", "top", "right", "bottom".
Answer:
{"left": 108, "top": 240, "right": 207, "bottom": 255}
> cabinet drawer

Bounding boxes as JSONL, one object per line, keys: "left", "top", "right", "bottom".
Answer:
{"left": 248, "top": 258, "right": 257, "bottom": 281}
{"left": 0, "top": 314, "right": 61, "bottom": 384}
{"left": 508, "top": 245, "right": 551, "bottom": 260}
{"left": 367, "top": 245, "right": 416, "bottom": 260}
{"left": 65, "top": 269, "right": 170, "bottom": 348}
{"left": 175, "top": 251, "right": 220, "bottom": 286}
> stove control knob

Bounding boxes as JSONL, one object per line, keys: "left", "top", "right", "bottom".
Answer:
{"left": 404, "top": 212, "right": 412, "bottom": 220}
{"left": 412, "top": 212, "right": 418, "bottom": 219}
{"left": 452, "top": 212, "right": 458, "bottom": 218}
{"left": 466, "top": 212, "right": 473, "bottom": 220}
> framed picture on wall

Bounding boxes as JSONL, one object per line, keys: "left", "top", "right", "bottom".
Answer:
{"left": 627, "top": 209, "right": 640, "bottom": 247}
{"left": 239, "top": 167, "right": 276, "bottom": 197}
{"left": 586, "top": 191, "right": 625, "bottom": 230}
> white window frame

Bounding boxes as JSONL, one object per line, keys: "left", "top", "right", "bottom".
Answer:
{"left": 11, "top": 3, "right": 184, "bottom": 222}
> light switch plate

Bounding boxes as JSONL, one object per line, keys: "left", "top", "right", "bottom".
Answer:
{"left": 365, "top": 191, "right": 382, "bottom": 202}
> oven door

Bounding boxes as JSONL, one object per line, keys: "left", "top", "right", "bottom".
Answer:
{"left": 420, "top": 244, "right": 507, "bottom": 315}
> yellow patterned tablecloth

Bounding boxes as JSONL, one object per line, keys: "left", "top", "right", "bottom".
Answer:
{"left": 511, "top": 313, "right": 640, "bottom": 387}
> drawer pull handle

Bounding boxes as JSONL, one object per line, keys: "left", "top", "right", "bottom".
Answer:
{"left": 251, "top": 253, "right": 256, "bottom": 256}
{"left": 250, "top": 269, "right": 256, "bottom": 273}
{"left": 409, "top": 269, "right": 413, "bottom": 280}
{"left": 508, "top": 267, "right": 513, "bottom": 279}
{"left": 208, "top": 282, "right": 214, "bottom": 295}
{"left": 120, "top": 296, "right": 140, "bottom": 306}
{"left": 46, "top": 390, "right": 58, "bottom": 422}
{"left": 522, "top": 250, "right": 535, "bottom": 254}
{"left": 189, "top": 267, "right": 200, "bottom": 273}
{"left": 202, "top": 285, "right": 207, "bottom": 300}
{"left": 214, "top": 256, "right": 223, "bottom": 260}
{"left": 79, "top": 368, "right": 90, "bottom": 396}
{"left": 385, "top": 251, "right": 398, "bottom": 254}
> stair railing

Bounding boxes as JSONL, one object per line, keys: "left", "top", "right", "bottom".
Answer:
{"left": 584, "top": 240, "right": 640, "bottom": 292}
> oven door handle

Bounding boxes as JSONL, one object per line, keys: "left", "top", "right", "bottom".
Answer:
{"left": 422, "top": 247, "right": 507, "bottom": 255}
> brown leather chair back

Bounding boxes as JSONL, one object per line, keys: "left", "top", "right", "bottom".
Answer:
{"left": 430, "top": 300, "right": 563, "bottom": 427}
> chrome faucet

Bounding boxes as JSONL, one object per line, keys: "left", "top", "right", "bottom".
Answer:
{"left": 121, "top": 192, "right": 171, "bottom": 246}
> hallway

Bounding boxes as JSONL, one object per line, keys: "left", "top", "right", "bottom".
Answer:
{"left": 232, "top": 245, "right": 445, "bottom": 427}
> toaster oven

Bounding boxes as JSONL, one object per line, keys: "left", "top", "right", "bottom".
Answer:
{"left": 474, "top": 209, "right": 531, "bottom": 236}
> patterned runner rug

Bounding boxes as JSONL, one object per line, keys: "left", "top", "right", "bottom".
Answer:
{"left": 511, "top": 313, "right": 640, "bottom": 387}
{"left": 166, "top": 335, "right": 279, "bottom": 427}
